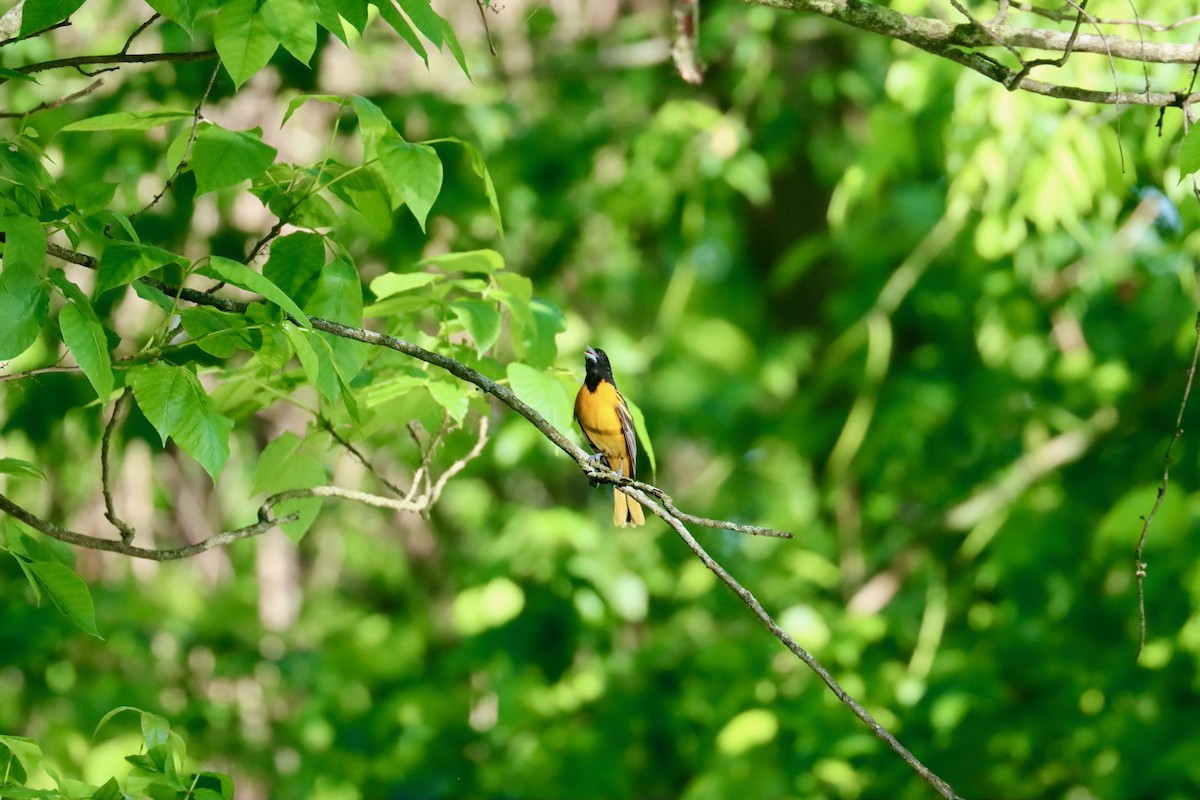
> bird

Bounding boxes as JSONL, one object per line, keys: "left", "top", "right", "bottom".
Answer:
{"left": 573, "top": 345, "right": 645, "bottom": 527}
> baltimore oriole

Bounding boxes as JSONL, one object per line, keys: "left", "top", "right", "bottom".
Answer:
{"left": 573, "top": 346, "right": 645, "bottom": 527}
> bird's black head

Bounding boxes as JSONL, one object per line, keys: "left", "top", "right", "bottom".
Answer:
{"left": 584, "top": 345, "right": 615, "bottom": 390}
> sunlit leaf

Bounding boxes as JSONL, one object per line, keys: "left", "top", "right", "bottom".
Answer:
{"left": 29, "top": 561, "right": 101, "bottom": 638}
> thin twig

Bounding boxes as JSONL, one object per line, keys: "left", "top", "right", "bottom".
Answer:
{"left": 320, "top": 416, "right": 408, "bottom": 497}
{"left": 626, "top": 487, "right": 962, "bottom": 800}
{"left": 0, "top": 78, "right": 104, "bottom": 118}
{"left": 1135, "top": 311, "right": 1200, "bottom": 661}
{"left": 1006, "top": 0, "right": 1088, "bottom": 89}
{"left": 130, "top": 61, "right": 220, "bottom": 223}
{"left": 101, "top": 388, "right": 135, "bottom": 543}
{"left": 475, "top": 0, "right": 497, "bottom": 56}
{"left": 1010, "top": 2, "right": 1200, "bottom": 32}
{"left": 119, "top": 13, "right": 160, "bottom": 55}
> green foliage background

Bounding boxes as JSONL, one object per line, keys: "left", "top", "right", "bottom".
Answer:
{"left": 2, "top": 0, "right": 1200, "bottom": 797}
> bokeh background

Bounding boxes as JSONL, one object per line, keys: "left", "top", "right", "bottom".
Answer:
{"left": 4, "top": 0, "right": 1200, "bottom": 797}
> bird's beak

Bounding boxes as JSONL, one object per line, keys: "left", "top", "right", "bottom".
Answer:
{"left": 584, "top": 345, "right": 598, "bottom": 362}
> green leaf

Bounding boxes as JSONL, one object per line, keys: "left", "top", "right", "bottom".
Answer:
{"left": 436, "top": 12, "right": 469, "bottom": 76}
{"left": 260, "top": 0, "right": 318, "bottom": 64}
{"left": 370, "top": 0, "right": 427, "bottom": 65}
{"left": 0, "top": 66, "right": 36, "bottom": 83}
{"left": 141, "top": 712, "right": 171, "bottom": 749}
{"left": 59, "top": 302, "right": 114, "bottom": 402}
{"left": 281, "top": 322, "right": 325, "bottom": 395}
{"left": 306, "top": 258, "right": 365, "bottom": 380}
{"left": 128, "top": 363, "right": 234, "bottom": 482}
{"left": 333, "top": 0, "right": 368, "bottom": 31}
{"left": 427, "top": 379, "right": 468, "bottom": 424}
{"left": 507, "top": 362, "right": 572, "bottom": 434}
{"left": 191, "top": 124, "right": 278, "bottom": 195}
{"left": 96, "top": 241, "right": 188, "bottom": 295}
{"left": 202, "top": 255, "right": 311, "bottom": 327}
{"left": 254, "top": 432, "right": 325, "bottom": 541}
{"left": 94, "top": 706, "right": 145, "bottom": 737}
{"left": 20, "top": 0, "right": 86, "bottom": 34}
{"left": 0, "top": 458, "right": 46, "bottom": 480}
{"left": 378, "top": 137, "right": 442, "bottom": 230}
{"left": 91, "top": 776, "right": 123, "bottom": 800}
{"left": 463, "top": 140, "right": 503, "bottom": 235}
{"left": 625, "top": 397, "right": 656, "bottom": 476}
{"left": 281, "top": 93, "right": 346, "bottom": 127}
{"left": 421, "top": 249, "right": 504, "bottom": 274}
{"left": 179, "top": 307, "right": 261, "bottom": 358}
{"left": 1181, "top": 125, "right": 1200, "bottom": 176}
{"left": 28, "top": 561, "right": 101, "bottom": 638}
{"left": 522, "top": 298, "right": 566, "bottom": 368}
{"left": 214, "top": 0, "right": 279, "bottom": 88}
{"left": 264, "top": 232, "right": 325, "bottom": 307}
{"left": 448, "top": 298, "right": 501, "bottom": 356}
{"left": 370, "top": 270, "right": 439, "bottom": 298}
{"left": 144, "top": 0, "right": 198, "bottom": 31}
{"left": 326, "top": 165, "right": 394, "bottom": 233}
{"left": 395, "top": 0, "right": 443, "bottom": 45}
{"left": 0, "top": 735, "right": 41, "bottom": 783}
{"left": 350, "top": 95, "right": 394, "bottom": 158}
{"left": 0, "top": 215, "right": 49, "bottom": 358}
{"left": 58, "top": 109, "right": 194, "bottom": 133}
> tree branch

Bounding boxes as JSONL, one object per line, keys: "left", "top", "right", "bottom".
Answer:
{"left": 1135, "top": 311, "right": 1200, "bottom": 660}
{"left": 746, "top": 0, "right": 1200, "bottom": 106}
{"left": 628, "top": 487, "right": 963, "bottom": 800}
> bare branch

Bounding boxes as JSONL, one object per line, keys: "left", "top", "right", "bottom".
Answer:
{"left": 0, "top": 78, "right": 104, "bottom": 118}
{"left": 101, "top": 388, "right": 135, "bottom": 543}
{"left": 746, "top": 0, "right": 1200, "bottom": 106}
{"left": 1135, "top": 311, "right": 1200, "bottom": 660}
{"left": 10, "top": 48, "right": 217, "bottom": 81}
{"left": 628, "top": 487, "right": 962, "bottom": 800}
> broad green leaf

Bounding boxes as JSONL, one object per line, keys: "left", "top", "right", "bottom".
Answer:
{"left": 1, "top": 213, "right": 45, "bottom": 273}
{"left": 96, "top": 241, "right": 187, "bottom": 295}
{"left": 360, "top": 372, "right": 426, "bottom": 407}
{"left": 261, "top": 0, "right": 318, "bottom": 64}
{"left": 0, "top": 458, "right": 46, "bottom": 480}
{"left": 59, "top": 302, "right": 114, "bottom": 402}
{"left": 28, "top": 560, "right": 101, "bottom": 638}
{"left": 254, "top": 432, "right": 325, "bottom": 541}
{"left": 59, "top": 109, "right": 193, "bottom": 133}
{"left": 421, "top": 249, "right": 504, "bottom": 274}
{"left": 191, "top": 124, "right": 278, "bottom": 195}
{"left": 507, "top": 362, "right": 572, "bottom": 434}
{"left": 370, "top": 0, "right": 427, "bottom": 65}
{"left": 326, "top": 165, "right": 394, "bottom": 233}
{"left": 426, "top": 379, "right": 468, "bottom": 424}
{"left": 178, "top": 307, "right": 261, "bottom": 357}
{"left": 1181, "top": 125, "right": 1200, "bottom": 176}
{"left": 144, "top": 0, "right": 198, "bottom": 31}
{"left": 350, "top": 95, "right": 394, "bottom": 158}
{"left": 522, "top": 298, "right": 566, "bottom": 368}
{"left": 141, "top": 712, "right": 171, "bottom": 749}
{"left": 0, "top": 215, "right": 49, "bottom": 358}
{"left": 203, "top": 255, "right": 311, "bottom": 327}
{"left": 333, "top": 0, "right": 368, "bottom": 32}
{"left": 128, "top": 363, "right": 234, "bottom": 481}
{"left": 625, "top": 397, "right": 656, "bottom": 476}
{"left": 370, "top": 270, "right": 439, "bottom": 298}
{"left": 214, "top": 0, "right": 279, "bottom": 88}
{"left": 0, "top": 735, "right": 41, "bottom": 784}
{"left": 20, "top": 0, "right": 86, "bottom": 34}
{"left": 378, "top": 137, "right": 442, "bottom": 230}
{"left": 92, "top": 777, "right": 123, "bottom": 800}
{"left": 74, "top": 180, "right": 118, "bottom": 213}
{"left": 306, "top": 258, "right": 365, "bottom": 380}
{"left": 263, "top": 232, "right": 325, "bottom": 306}
{"left": 448, "top": 298, "right": 501, "bottom": 356}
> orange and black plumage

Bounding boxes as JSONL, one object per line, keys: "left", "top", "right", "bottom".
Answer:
{"left": 573, "top": 346, "right": 645, "bottom": 527}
